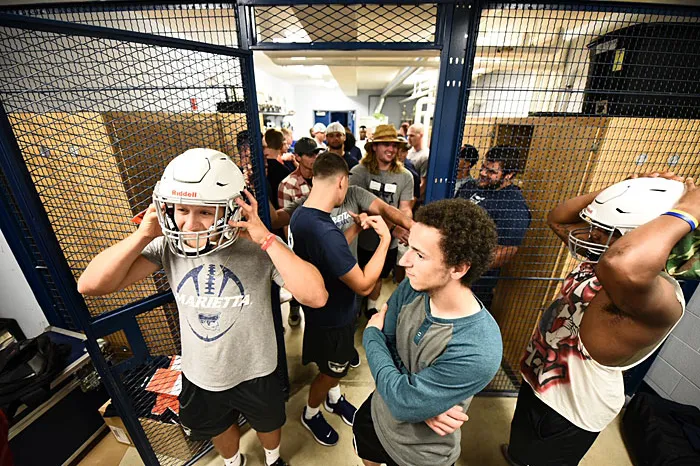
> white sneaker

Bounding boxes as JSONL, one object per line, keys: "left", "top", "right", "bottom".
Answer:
{"left": 280, "top": 288, "right": 293, "bottom": 304}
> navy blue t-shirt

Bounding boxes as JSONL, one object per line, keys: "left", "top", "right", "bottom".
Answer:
{"left": 344, "top": 148, "right": 361, "bottom": 169}
{"left": 454, "top": 179, "right": 531, "bottom": 247}
{"left": 454, "top": 180, "right": 532, "bottom": 304}
{"left": 290, "top": 206, "right": 358, "bottom": 328}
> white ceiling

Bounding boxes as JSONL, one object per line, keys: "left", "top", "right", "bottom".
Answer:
{"left": 255, "top": 50, "right": 441, "bottom": 96}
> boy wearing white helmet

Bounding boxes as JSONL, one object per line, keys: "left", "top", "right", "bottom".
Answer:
{"left": 500, "top": 173, "right": 700, "bottom": 466}
{"left": 78, "top": 148, "right": 328, "bottom": 466}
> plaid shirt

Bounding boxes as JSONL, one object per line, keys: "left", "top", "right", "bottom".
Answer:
{"left": 278, "top": 168, "right": 312, "bottom": 210}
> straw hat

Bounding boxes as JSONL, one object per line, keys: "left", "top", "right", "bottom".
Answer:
{"left": 365, "top": 124, "right": 402, "bottom": 153}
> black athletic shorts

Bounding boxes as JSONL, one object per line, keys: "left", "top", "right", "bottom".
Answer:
{"left": 302, "top": 322, "right": 355, "bottom": 378}
{"left": 358, "top": 246, "right": 398, "bottom": 279}
{"left": 353, "top": 393, "right": 400, "bottom": 466}
{"left": 179, "top": 371, "right": 286, "bottom": 441}
{"left": 507, "top": 382, "right": 599, "bottom": 466}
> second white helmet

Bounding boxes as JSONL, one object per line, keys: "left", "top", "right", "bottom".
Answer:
{"left": 569, "top": 177, "right": 685, "bottom": 262}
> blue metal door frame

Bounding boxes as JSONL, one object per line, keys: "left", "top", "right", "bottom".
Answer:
{"left": 0, "top": 99, "right": 161, "bottom": 465}
{"left": 426, "top": 2, "right": 480, "bottom": 202}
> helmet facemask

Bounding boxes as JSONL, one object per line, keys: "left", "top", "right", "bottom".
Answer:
{"left": 154, "top": 195, "right": 242, "bottom": 258}
{"left": 568, "top": 213, "right": 620, "bottom": 263}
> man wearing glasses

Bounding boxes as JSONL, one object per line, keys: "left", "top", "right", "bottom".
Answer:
{"left": 454, "top": 145, "right": 531, "bottom": 309}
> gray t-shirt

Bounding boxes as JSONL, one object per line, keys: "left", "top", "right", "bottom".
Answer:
{"left": 407, "top": 147, "right": 429, "bottom": 178}
{"left": 284, "top": 186, "right": 378, "bottom": 258}
{"left": 142, "top": 237, "right": 284, "bottom": 392}
{"left": 330, "top": 186, "right": 378, "bottom": 257}
{"left": 349, "top": 163, "right": 414, "bottom": 250}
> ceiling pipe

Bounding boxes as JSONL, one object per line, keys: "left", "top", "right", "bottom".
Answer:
{"left": 373, "top": 65, "right": 421, "bottom": 114}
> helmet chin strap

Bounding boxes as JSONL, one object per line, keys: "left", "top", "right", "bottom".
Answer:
{"left": 178, "top": 235, "right": 215, "bottom": 257}
{"left": 584, "top": 250, "right": 602, "bottom": 262}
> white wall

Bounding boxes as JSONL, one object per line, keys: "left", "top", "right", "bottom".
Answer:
{"left": 468, "top": 69, "right": 586, "bottom": 117}
{"left": 368, "top": 95, "right": 412, "bottom": 128}
{"left": 645, "top": 286, "right": 700, "bottom": 408}
{"left": 253, "top": 65, "right": 295, "bottom": 116}
{"left": 290, "top": 88, "right": 378, "bottom": 140}
{"left": 468, "top": 72, "right": 537, "bottom": 117}
{"left": 0, "top": 231, "right": 48, "bottom": 339}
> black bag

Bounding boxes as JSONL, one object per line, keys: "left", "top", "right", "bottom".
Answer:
{"left": 622, "top": 391, "right": 700, "bottom": 466}
{"left": 216, "top": 87, "right": 246, "bottom": 113}
{"left": 0, "top": 334, "right": 70, "bottom": 423}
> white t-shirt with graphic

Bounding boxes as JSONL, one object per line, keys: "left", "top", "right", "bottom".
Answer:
{"left": 142, "top": 237, "right": 284, "bottom": 392}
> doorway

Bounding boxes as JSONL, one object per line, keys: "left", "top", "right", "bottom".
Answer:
{"left": 314, "top": 110, "right": 356, "bottom": 135}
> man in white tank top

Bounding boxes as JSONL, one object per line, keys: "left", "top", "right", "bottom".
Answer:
{"left": 502, "top": 172, "right": 699, "bottom": 466}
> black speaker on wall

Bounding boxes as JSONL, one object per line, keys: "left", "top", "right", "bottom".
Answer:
{"left": 583, "top": 22, "right": 700, "bottom": 119}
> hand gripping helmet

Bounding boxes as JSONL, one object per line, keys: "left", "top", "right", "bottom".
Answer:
{"left": 153, "top": 148, "right": 246, "bottom": 257}
{"left": 569, "top": 177, "right": 685, "bottom": 262}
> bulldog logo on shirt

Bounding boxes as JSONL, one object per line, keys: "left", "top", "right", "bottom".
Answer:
{"left": 328, "top": 360, "right": 349, "bottom": 374}
{"left": 468, "top": 193, "right": 486, "bottom": 205}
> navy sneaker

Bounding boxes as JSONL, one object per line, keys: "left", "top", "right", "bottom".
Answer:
{"left": 288, "top": 306, "right": 301, "bottom": 327}
{"left": 268, "top": 458, "right": 288, "bottom": 466}
{"left": 324, "top": 394, "right": 357, "bottom": 426}
{"left": 350, "top": 349, "right": 361, "bottom": 369}
{"left": 301, "top": 408, "right": 339, "bottom": 446}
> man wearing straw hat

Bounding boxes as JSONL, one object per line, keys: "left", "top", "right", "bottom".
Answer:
{"left": 350, "top": 124, "right": 415, "bottom": 317}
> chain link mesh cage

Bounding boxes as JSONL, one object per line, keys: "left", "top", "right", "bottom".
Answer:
{"left": 0, "top": 9, "right": 258, "bottom": 462}
{"left": 253, "top": 3, "right": 438, "bottom": 44}
{"left": 3, "top": 2, "right": 239, "bottom": 48}
{"left": 456, "top": 4, "right": 700, "bottom": 393}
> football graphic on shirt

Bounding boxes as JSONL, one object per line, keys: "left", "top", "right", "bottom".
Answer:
{"left": 175, "top": 264, "right": 251, "bottom": 342}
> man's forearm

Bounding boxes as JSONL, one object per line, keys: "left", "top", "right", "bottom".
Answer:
{"left": 373, "top": 202, "right": 413, "bottom": 230}
{"left": 78, "top": 232, "right": 153, "bottom": 295}
{"left": 358, "top": 239, "right": 391, "bottom": 295}
{"left": 547, "top": 189, "right": 603, "bottom": 226}
{"left": 363, "top": 327, "right": 456, "bottom": 423}
{"left": 599, "top": 214, "right": 693, "bottom": 287}
{"left": 265, "top": 240, "right": 328, "bottom": 307}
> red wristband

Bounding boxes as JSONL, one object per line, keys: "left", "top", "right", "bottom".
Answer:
{"left": 260, "top": 233, "right": 276, "bottom": 251}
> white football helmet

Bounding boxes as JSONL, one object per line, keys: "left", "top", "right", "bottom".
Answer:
{"left": 153, "top": 148, "right": 246, "bottom": 257}
{"left": 569, "top": 177, "right": 685, "bottom": 262}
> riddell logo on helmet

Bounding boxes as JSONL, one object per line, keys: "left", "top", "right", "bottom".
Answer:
{"left": 172, "top": 190, "right": 198, "bottom": 198}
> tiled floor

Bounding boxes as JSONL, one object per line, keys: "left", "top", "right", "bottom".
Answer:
{"left": 80, "top": 279, "right": 634, "bottom": 466}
